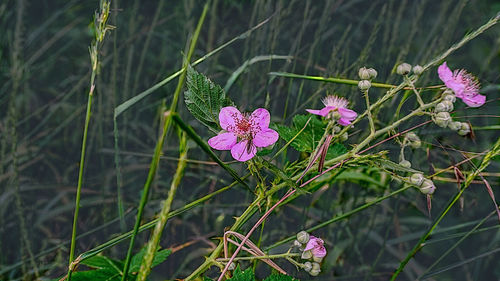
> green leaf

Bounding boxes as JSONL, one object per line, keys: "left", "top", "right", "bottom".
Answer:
{"left": 276, "top": 115, "right": 347, "bottom": 157}
{"left": 263, "top": 273, "right": 299, "bottom": 281}
{"left": 71, "top": 269, "right": 121, "bottom": 281}
{"left": 80, "top": 255, "right": 123, "bottom": 270}
{"left": 184, "top": 66, "right": 233, "bottom": 132}
{"left": 227, "top": 265, "right": 255, "bottom": 281}
{"left": 129, "top": 247, "right": 171, "bottom": 273}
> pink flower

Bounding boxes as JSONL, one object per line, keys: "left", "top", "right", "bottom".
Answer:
{"left": 306, "top": 95, "right": 357, "bottom": 126}
{"left": 304, "top": 236, "right": 327, "bottom": 258}
{"left": 438, "top": 62, "right": 484, "bottom": 107}
{"left": 208, "top": 106, "right": 279, "bottom": 162}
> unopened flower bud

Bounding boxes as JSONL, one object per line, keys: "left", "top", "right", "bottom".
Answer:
{"left": 458, "top": 122, "right": 471, "bottom": 136}
{"left": 410, "top": 173, "right": 425, "bottom": 186}
{"left": 443, "top": 100, "right": 454, "bottom": 111}
{"left": 399, "top": 160, "right": 411, "bottom": 168}
{"left": 435, "top": 102, "right": 447, "bottom": 112}
{"left": 397, "top": 63, "right": 412, "bottom": 75}
{"left": 413, "top": 65, "right": 424, "bottom": 75}
{"left": 448, "top": 121, "right": 462, "bottom": 131}
{"left": 303, "top": 261, "right": 312, "bottom": 272}
{"left": 309, "top": 262, "right": 321, "bottom": 275}
{"left": 330, "top": 111, "right": 341, "bottom": 121}
{"left": 309, "top": 269, "right": 320, "bottom": 276}
{"left": 406, "top": 132, "right": 421, "bottom": 148}
{"left": 358, "top": 67, "right": 371, "bottom": 80}
{"left": 297, "top": 231, "right": 310, "bottom": 244}
{"left": 227, "top": 262, "right": 236, "bottom": 271}
{"left": 435, "top": 112, "right": 451, "bottom": 128}
{"left": 443, "top": 89, "right": 453, "bottom": 95}
{"left": 420, "top": 179, "right": 436, "bottom": 195}
{"left": 313, "top": 256, "right": 324, "bottom": 263}
{"left": 294, "top": 240, "right": 302, "bottom": 247}
{"left": 443, "top": 94, "right": 456, "bottom": 103}
{"left": 358, "top": 80, "right": 371, "bottom": 91}
{"left": 368, "top": 68, "right": 378, "bottom": 79}
{"left": 302, "top": 250, "right": 313, "bottom": 260}
{"left": 333, "top": 126, "right": 341, "bottom": 133}
{"left": 340, "top": 132, "right": 348, "bottom": 142}
{"left": 410, "top": 139, "right": 421, "bottom": 149}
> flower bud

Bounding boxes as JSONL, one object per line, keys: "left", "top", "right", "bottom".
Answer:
{"left": 443, "top": 100, "right": 454, "bottom": 111}
{"left": 435, "top": 102, "right": 447, "bottom": 112}
{"left": 410, "top": 173, "right": 424, "bottom": 186}
{"left": 435, "top": 112, "right": 451, "bottom": 128}
{"left": 313, "top": 256, "right": 323, "bottom": 263}
{"left": 303, "top": 261, "right": 312, "bottom": 272}
{"left": 397, "top": 63, "right": 412, "bottom": 75}
{"left": 301, "top": 250, "right": 313, "bottom": 260}
{"left": 448, "top": 121, "right": 462, "bottom": 131}
{"left": 358, "top": 80, "right": 371, "bottom": 91}
{"left": 330, "top": 111, "right": 341, "bottom": 121}
{"left": 420, "top": 179, "right": 436, "bottom": 195}
{"left": 333, "top": 126, "right": 341, "bottom": 133}
{"left": 227, "top": 262, "right": 236, "bottom": 271}
{"left": 443, "top": 94, "right": 456, "bottom": 103}
{"left": 413, "top": 65, "right": 424, "bottom": 75}
{"left": 406, "top": 132, "right": 421, "bottom": 148}
{"left": 368, "top": 68, "right": 378, "bottom": 79}
{"left": 309, "top": 269, "right": 321, "bottom": 276}
{"left": 410, "top": 139, "right": 421, "bottom": 149}
{"left": 399, "top": 160, "right": 411, "bottom": 168}
{"left": 443, "top": 89, "right": 453, "bottom": 95}
{"left": 358, "top": 67, "right": 371, "bottom": 80}
{"left": 294, "top": 240, "right": 302, "bottom": 247}
{"left": 458, "top": 122, "right": 471, "bottom": 136}
{"left": 340, "top": 132, "right": 348, "bottom": 142}
{"left": 297, "top": 231, "right": 310, "bottom": 244}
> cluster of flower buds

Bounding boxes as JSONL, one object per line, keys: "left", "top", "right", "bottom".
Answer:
{"left": 294, "top": 231, "right": 326, "bottom": 276}
{"left": 333, "top": 126, "right": 349, "bottom": 142}
{"left": 409, "top": 173, "right": 436, "bottom": 195}
{"left": 358, "top": 67, "right": 377, "bottom": 91}
{"left": 396, "top": 63, "right": 424, "bottom": 76}
{"left": 433, "top": 91, "right": 471, "bottom": 136}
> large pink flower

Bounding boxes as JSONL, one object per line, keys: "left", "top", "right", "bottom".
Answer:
{"left": 438, "top": 62, "right": 484, "bottom": 107}
{"left": 208, "top": 106, "right": 279, "bottom": 162}
{"left": 304, "top": 236, "right": 327, "bottom": 258}
{"left": 306, "top": 95, "right": 357, "bottom": 126}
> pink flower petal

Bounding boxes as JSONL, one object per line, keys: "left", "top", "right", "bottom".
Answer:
{"left": 338, "top": 107, "right": 357, "bottom": 119}
{"left": 250, "top": 108, "right": 271, "bottom": 130}
{"left": 312, "top": 246, "right": 327, "bottom": 258}
{"left": 253, "top": 128, "right": 279, "bottom": 147}
{"left": 338, "top": 118, "right": 351, "bottom": 126}
{"left": 208, "top": 132, "right": 237, "bottom": 150}
{"left": 438, "top": 62, "right": 453, "bottom": 83}
{"left": 230, "top": 140, "right": 257, "bottom": 162}
{"left": 319, "top": 106, "right": 336, "bottom": 117}
{"left": 306, "top": 109, "right": 323, "bottom": 116}
{"left": 304, "top": 236, "right": 327, "bottom": 258}
{"left": 219, "top": 106, "right": 243, "bottom": 132}
{"left": 461, "top": 94, "right": 485, "bottom": 107}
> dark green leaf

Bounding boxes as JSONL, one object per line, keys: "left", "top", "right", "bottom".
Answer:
{"left": 80, "top": 255, "right": 123, "bottom": 270}
{"left": 276, "top": 115, "right": 327, "bottom": 152}
{"left": 184, "top": 66, "right": 233, "bottom": 132}
{"left": 227, "top": 265, "right": 255, "bottom": 281}
{"left": 129, "top": 247, "right": 172, "bottom": 273}
{"left": 263, "top": 273, "right": 299, "bottom": 281}
{"left": 71, "top": 269, "right": 121, "bottom": 281}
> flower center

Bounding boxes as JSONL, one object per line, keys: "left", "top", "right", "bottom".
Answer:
{"left": 322, "top": 95, "right": 349, "bottom": 108}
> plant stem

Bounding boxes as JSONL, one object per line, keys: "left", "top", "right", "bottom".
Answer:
{"left": 120, "top": 4, "right": 208, "bottom": 280}
{"left": 390, "top": 137, "right": 500, "bottom": 280}
{"left": 363, "top": 88, "right": 376, "bottom": 134}
{"left": 137, "top": 133, "right": 188, "bottom": 281}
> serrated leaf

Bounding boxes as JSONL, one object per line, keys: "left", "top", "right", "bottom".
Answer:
{"left": 263, "top": 273, "right": 299, "bottom": 281}
{"left": 81, "top": 255, "right": 123, "bottom": 270}
{"left": 227, "top": 265, "right": 255, "bottom": 281}
{"left": 71, "top": 268, "right": 121, "bottom": 281}
{"left": 129, "top": 247, "right": 171, "bottom": 273}
{"left": 184, "top": 66, "right": 233, "bottom": 132}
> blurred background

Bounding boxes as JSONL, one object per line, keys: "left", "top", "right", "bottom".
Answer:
{"left": 1, "top": 0, "right": 499, "bottom": 280}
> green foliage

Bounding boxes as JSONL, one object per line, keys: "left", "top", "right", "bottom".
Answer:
{"left": 276, "top": 115, "right": 347, "bottom": 158}
{"left": 263, "top": 273, "right": 299, "bottom": 281}
{"left": 184, "top": 66, "right": 233, "bottom": 132}
{"left": 70, "top": 248, "right": 170, "bottom": 280}
{"left": 203, "top": 267, "right": 299, "bottom": 281}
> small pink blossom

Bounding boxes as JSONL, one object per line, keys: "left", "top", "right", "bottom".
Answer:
{"left": 438, "top": 62, "right": 484, "bottom": 107}
{"left": 306, "top": 95, "right": 357, "bottom": 126}
{"left": 208, "top": 106, "right": 279, "bottom": 162}
{"left": 304, "top": 236, "right": 327, "bottom": 258}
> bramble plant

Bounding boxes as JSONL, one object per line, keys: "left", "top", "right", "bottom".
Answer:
{"left": 3, "top": 2, "right": 500, "bottom": 281}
